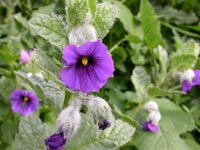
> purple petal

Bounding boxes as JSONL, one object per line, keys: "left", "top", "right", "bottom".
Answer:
{"left": 62, "top": 45, "right": 80, "bottom": 65}
{"left": 182, "top": 80, "right": 192, "bottom": 92}
{"left": 77, "top": 40, "right": 100, "bottom": 56}
{"left": 93, "top": 55, "right": 114, "bottom": 82}
{"left": 45, "top": 133, "right": 67, "bottom": 150}
{"left": 141, "top": 121, "right": 159, "bottom": 132}
{"left": 60, "top": 66, "right": 80, "bottom": 91}
{"left": 192, "top": 70, "right": 200, "bottom": 86}
{"left": 78, "top": 65, "right": 107, "bottom": 92}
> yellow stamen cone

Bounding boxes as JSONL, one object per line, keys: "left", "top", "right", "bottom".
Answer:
{"left": 81, "top": 57, "right": 88, "bottom": 66}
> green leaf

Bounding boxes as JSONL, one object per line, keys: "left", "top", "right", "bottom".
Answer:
{"left": 65, "top": 0, "right": 88, "bottom": 29}
{"left": 171, "top": 54, "right": 196, "bottom": 72}
{"left": 175, "top": 40, "right": 200, "bottom": 57}
{"left": 131, "top": 67, "right": 151, "bottom": 98}
{"left": 140, "top": 0, "right": 164, "bottom": 49}
{"left": 108, "top": 1, "right": 135, "bottom": 35}
{"left": 153, "top": 46, "right": 168, "bottom": 83}
{"left": 147, "top": 87, "right": 185, "bottom": 97}
{"left": 14, "top": 115, "right": 52, "bottom": 150}
{"left": 28, "top": 48, "right": 60, "bottom": 78}
{"left": 134, "top": 98, "right": 195, "bottom": 150}
{"left": 87, "top": 0, "right": 97, "bottom": 18}
{"left": 92, "top": 2, "right": 116, "bottom": 38}
{"left": 29, "top": 13, "right": 67, "bottom": 49}
{"left": 66, "top": 115, "right": 135, "bottom": 150}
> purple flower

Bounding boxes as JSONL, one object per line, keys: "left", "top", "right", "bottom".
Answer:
{"left": 20, "top": 50, "right": 32, "bottom": 64}
{"left": 45, "top": 132, "right": 67, "bottom": 150}
{"left": 141, "top": 121, "right": 159, "bottom": 132}
{"left": 60, "top": 40, "right": 114, "bottom": 93}
{"left": 182, "top": 70, "right": 200, "bottom": 92}
{"left": 98, "top": 119, "right": 111, "bottom": 130}
{"left": 11, "top": 89, "right": 39, "bottom": 116}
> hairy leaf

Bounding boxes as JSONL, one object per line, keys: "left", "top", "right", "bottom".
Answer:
{"left": 65, "top": 0, "right": 88, "bottom": 29}
{"left": 14, "top": 115, "right": 52, "bottom": 150}
{"left": 30, "top": 13, "right": 67, "bottom": 49}
{"left": 66, "top": 115, "right": 135, "bottom": 150}
{"left": 131, "top": 67, "right": 151, "bottom": 98}
{"left": 92, "top": 2, "right": 116, "bottom": 38}
{"left": 140, "top": 0, "right": 164, "bottom": 49}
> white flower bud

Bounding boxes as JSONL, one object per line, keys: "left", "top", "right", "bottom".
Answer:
{"left": 173, "top": 69, "right": 195, "bottom": 83}
{"left": 144, "top": 101, "right": 159, "bottom": 111}
{"left": 146, "top": 111, "right": 161, "bottom": 126}
{"left": 68, "top": 24, "right": 97, "bottom": 46}
{"left": 87, "top": 96, "right": 114, "bottom": 124}
{"left": 144, "top": 101, "right": 161, "bottom": 126}
{"left": 56, "top": 99, "right": 82, "bottom": 138}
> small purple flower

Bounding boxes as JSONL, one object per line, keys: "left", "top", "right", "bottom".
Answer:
{"left": 60, "top": 40, "right": 114, "bottom": 93}
{"left": 141, "top": 121, "right": 159, "bottom": 132}
{"left": 98, "top": 119, "right": 111, "bottom": 130}
{"left": 20, "top": 50, "right": 32, "bottom": 64}
{"left": 45, "top": 132, "right": 67, "bottom": 150}
{"left": 182, "top": 70, "right": 200, "bottom": 92}
{"left": 11, "top": 89, "right": 39, "bottom": 116}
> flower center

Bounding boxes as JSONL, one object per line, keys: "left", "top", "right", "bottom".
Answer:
{"left": 23, "top": 97, "right": 29, "bottom": 102}
{"left": 81, "top": 57, "right": 88, "bottom": 66}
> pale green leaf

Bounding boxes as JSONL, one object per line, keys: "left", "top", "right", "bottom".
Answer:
{"left": 147, "top": 87, "right": 185, "bottom": 97}
{"left": 87, "top": 0, "right": 97, "bottom": 18}
{"left": 29, "top": 48, "right": 60, "bottom": 78}
{"left": 30, "top": 13, "right": 67, "bottom": 49}
{"left": 66, "top": 115, "right": 135, "bottom": 150}
{"left": 65, "top": 0, "right": 88, "bottom": 29}
{"left": 154, "top": 46, "right": 168, "bottom": 83}
{"left": 92, "top": 2, "right": 116, "bottom": 38}
{"left": 140, "top": 0, "right": 164, "bottom": 49}
{"left": 134, "top": 98, "right": 195, "bottom": 150}
{"left": 171, "top": 54, "right": 196, "bottom": 72}
{"left": 14, "top": 115, "right": 52, "bottom": 150}
{"left": 176, "top": 40, "right": 200, "bottom": 57}
{"left": 131, "top": 67, "right": 151, "bottom": 98}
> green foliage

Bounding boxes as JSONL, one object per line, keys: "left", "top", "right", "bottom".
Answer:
{"left": 67, "top": 115, "right": 135, "bottom": 150}
{"left": 65, "top": 0, "right": 88, "bottom": 29}
{"left": 14, "top": 115, "right": 52, "bottom": 150}
{"left": 131, "top": 67, "right": 151, "bottom": 99}
{"left": 134, "top": 98, "right": 195, "bottom": 150}
{"left": 1, "top": 0, "right": 200, "bottom": 149}
{"left": 30, "top": 13, "right": 67, "bottom": 49}
{"left": 92, "top": 2, "right": 116, "bottom": 38}
{"left": 140, "top": 0, "right": 164, "bottom": 49}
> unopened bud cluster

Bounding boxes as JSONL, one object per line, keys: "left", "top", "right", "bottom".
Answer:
{"left": 141, "top": 101, "right": 161, "bottom": 132}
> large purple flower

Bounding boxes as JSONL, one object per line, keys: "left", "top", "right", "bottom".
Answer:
{"left": 11, "top": 89, "right": 39, "bottom": 116}
{"left": 45, "top": 132, "right": 67, "bottom": 150}
{"left": 141, "top": 121, "right": 159, "bottom": 132}
{"left": 60, "top": 40, "right": 114, "bottom": 93}
{"left": 182, "top": 70, "right": 200, "bottom": 92}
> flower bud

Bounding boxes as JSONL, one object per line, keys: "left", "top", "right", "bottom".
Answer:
{"left": 68, "top": 24, "right": 97, "bottom": 46}
{"left": 56, "top": 99, "right": 81, "bottom": 138}
{"left": 86, "top": 96, "right": 114, "bottom": 130}
{"left": 174, "top": 69, "right": 195, "bottom": 83}
{"left": 144, "top": 101, "right": 159, "bottom": 111}
{"left": 20, "top": 50, "right": 32, "bottom": 64}
{"left": 143, "top": 101, "right": 161, "bottom": 126}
